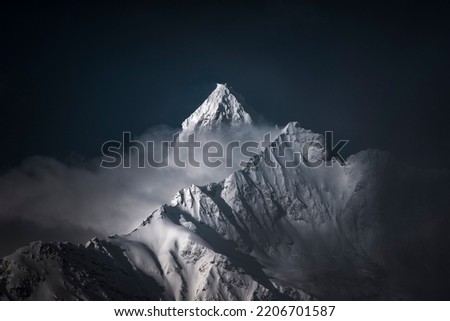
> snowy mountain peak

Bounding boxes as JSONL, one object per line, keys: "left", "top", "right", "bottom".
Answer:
{"left": 2, "top": 86, "right": 449, "bottom": 301}
{"left": 181, "top": 83, "right": 252, "bottom": 133}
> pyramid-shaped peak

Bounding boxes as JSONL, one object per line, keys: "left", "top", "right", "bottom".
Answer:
{"left": 181, "top": 83, "right": 252, "bottom": 133}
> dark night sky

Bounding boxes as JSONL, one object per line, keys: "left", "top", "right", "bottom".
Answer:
{"left": 1, "top": 0, "right": 449, "bottom": 170}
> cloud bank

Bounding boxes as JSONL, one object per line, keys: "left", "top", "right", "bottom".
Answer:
{"left": 0, "top": 123, "right": 278, "bottom": 256}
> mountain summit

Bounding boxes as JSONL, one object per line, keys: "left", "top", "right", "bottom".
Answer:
{"left": 1, "top": 85, "right": 449, "bottom": 300}
{"left": 181, "top": 84, "right": 252, "bottom": 133}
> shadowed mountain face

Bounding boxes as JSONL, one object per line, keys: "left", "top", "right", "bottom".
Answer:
{"left": 1, "top": 85, "right": 449, "bottom": 300}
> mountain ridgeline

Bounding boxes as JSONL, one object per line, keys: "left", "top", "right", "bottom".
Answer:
{"left": 1, "top": 84, "right": 449, "bottom": 300}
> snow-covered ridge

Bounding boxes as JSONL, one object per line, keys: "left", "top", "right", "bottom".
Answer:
{"left": 1, "top": 84, "right": 449, "bottom": 300}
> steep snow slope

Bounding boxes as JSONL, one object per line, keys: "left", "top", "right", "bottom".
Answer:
{"left": 181, "top": 84, "right": 252, "bottom": 135}
{"left": 1, "top": 85, "right": 449, "bottom": 300}
{"left": 1, "top": 121, "right": 449, "bottom": 300}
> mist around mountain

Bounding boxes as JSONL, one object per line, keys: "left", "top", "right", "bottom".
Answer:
{"left": 0, "top": 85, "right": 275, "bottom": 257}
{"left": 1, "top": 84, "right": 449, "bottom": 300}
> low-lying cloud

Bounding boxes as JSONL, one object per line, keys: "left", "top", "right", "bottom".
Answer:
{"left": 0, "top": 124, "right": 278, "bottom": 256}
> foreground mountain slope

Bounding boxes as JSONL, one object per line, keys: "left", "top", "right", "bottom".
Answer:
{"left": 0, "top": 241, "right": 163, "bottom": 300}
{"left": 2, "top": 123, "right": 449, "bottom": 300}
